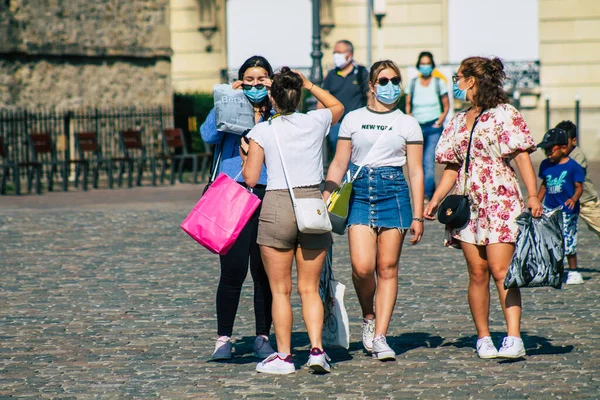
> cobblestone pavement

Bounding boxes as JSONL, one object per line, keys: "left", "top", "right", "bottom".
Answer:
{"left": 1, "top": 164, "right": 599, "bottom": 399}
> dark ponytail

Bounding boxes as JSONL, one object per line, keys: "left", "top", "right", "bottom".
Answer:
{"left": 270, "top": 67, "right": 303, "bottom": 114}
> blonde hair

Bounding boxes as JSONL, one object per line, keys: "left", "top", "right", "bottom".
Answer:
{"left": 369, "top": 60, "right": 402, "bottom": 86}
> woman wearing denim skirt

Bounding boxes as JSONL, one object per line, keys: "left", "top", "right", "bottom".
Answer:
{"left": 325, "top": 60, "right": 425, "bottom": 361}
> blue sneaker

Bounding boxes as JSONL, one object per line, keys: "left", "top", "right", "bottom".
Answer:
{"left": 211, "top": 336, "right": 232, "bottom": 360}
{"left": 253, "top": 335, "right": 275, "bottom": 358}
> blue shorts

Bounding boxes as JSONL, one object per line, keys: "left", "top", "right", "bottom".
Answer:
{"left": 544, "top": 206, "right": 579, "bottom": 255}
{"left": 347, "top": 164, "right": 412, "bottom": 230}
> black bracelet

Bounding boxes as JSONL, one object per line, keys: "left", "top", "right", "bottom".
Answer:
{"left": 413, "top": 217, "right": 424, "bottom": 222}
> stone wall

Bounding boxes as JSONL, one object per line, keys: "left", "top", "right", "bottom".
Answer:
{"left": 0, "top": 0, "right": 173, "bottom": 109}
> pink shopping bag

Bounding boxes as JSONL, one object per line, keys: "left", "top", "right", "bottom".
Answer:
{"left": 181, "top": 173, "right": 261, "bottom": 255}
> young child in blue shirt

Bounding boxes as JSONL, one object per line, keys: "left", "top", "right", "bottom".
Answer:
{"left": 537, "top": 128, "right": 586, "bottom": 285}
{"left": 555, "top": 120, "right": 600, "bottom": 241}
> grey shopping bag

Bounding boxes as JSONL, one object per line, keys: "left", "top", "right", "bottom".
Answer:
{"left": 504, "top": 207, "right": 565, "bottom": 289}
{"left": 213, "top": 84, "right": 255, "bottom": 135}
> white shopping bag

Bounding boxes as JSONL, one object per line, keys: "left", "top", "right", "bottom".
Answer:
{"left": 320, "top": 246, "right": 350, "bottom": 349}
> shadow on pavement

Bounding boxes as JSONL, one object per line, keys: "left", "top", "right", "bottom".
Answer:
{"left": 441, "top": 332, "right": 574, "bottom": 357}
{"left": 575, "top": 267, "right": 599, "bottom": 274}
{"left": 387, "top": 332, "right": 445, "bottom": 355}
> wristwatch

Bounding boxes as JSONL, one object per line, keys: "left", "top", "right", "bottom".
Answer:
{"left": 413, "top": 217, "right": 424, "bottom": 222}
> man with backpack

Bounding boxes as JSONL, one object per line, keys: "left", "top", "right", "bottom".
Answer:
{"left": 320, "top": 40, "right": 370, "bottom": 150}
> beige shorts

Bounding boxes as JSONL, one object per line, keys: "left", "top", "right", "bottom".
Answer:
{"left": 580, "top": 198, "right": 600, "bottom": 239}
{"left": 257, "top": 185, "right": 333, "bottom": 250}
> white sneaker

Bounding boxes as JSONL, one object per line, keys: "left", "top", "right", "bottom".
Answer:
{"left": 566, "top": 270, "right": 584, "bottom": 285}
{"left": 476, "top": 336, "right": 498, "bottom": 359}
{"left": 497, "top": 336, "right": 526, "bottom": 359}
{"left": 362, "top": 318, "right": 375, "bottom": 352}
{"left": 306, "top": 348, "right": 331, "bottom": 373}
{"left": 212, "top": 336, "right": 232, "bottom": 360}
{"left": 253, "top": 335, "right": 275, "bottom": 358}
{"left": 371, "top": 335, "right": 396, "bottom": 361}
{"left": 256, "top": 352, "right": 295, "bottom": 375}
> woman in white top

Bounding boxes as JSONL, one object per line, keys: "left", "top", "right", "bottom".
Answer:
{"left": 324, "top": 60, "right": 424, "bottom": 361}
{"left": 243, "top": 67, "right": 344, "bottom": 375}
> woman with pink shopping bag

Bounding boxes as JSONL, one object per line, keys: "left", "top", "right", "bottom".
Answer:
{"left": 243, "top": 67, "right": 344, "bottom": 375}
{"left": 196, "top": 56, "right": 276, "bottom": 362}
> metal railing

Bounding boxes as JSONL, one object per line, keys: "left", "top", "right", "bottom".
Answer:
{"left": 0, "top": 107, "right": 174, "bottom": 177}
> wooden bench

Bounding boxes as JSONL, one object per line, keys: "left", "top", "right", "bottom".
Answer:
{"left": 161, "top": 128, "right": 211, "bottom": 184}
{"left": 74, "top": 131, "right": 122, "bottom": 190}
{"left": 117, "top": 130, "right": 156, "bottom": 187}
{"left": 28, "top": 133, "right": 69, "bottom": 193}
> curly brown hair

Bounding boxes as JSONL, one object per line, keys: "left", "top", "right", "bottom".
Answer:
{"left": 460, "top": 56, "right": 509, "bottom": 109}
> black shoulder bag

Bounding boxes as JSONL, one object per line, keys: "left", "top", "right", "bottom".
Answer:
{"left": 437, "top": 109, "right": 485, "bottom": 229}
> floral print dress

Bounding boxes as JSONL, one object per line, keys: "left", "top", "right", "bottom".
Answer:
{"left": 435, "top": 103, "right": 536, "bottom": 248}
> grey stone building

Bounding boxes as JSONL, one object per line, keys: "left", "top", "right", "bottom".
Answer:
{"left": 0, "top": 0, "right": 173, "bottom": 109}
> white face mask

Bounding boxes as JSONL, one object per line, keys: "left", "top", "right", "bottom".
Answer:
{"left": 333, "top": 52, "right": 351, "bottom": 69}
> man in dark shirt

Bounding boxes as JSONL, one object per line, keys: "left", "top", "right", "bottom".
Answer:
{"left": 320, "top": 40, "right": 370, "bottom": 149}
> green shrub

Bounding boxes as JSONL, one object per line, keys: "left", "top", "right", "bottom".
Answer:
{"left": 174, "top": 92, "right": 214, "bottom": 153}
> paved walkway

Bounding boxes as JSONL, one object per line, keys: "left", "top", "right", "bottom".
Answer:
{"left": 1, "top": 163, "right": 599, "bottom": 399}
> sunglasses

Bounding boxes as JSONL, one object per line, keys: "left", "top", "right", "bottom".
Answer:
{"left": 377, "top": 77, "right": 401, "bottom": 86}
{"left": 241, "top": 84, "right": 266, "bottom": 90}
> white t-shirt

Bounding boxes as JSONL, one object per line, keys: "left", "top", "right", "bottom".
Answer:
{"left": 338, "top": 107, "right": 423, "bottom": 167}
{"left": 247, "top": 109, "right": 332, "bottom": 190}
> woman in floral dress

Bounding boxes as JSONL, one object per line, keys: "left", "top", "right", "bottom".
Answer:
{"left": 424, "top": 56, "right": 543, "bottom": 360}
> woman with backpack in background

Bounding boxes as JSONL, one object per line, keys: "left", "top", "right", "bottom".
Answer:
{"left": 405, "top": 51, "right": 450, "bottom": 202}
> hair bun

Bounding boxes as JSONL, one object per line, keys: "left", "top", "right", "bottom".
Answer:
{"left": 278, "top": 66, "right": 303, "bottom": 91}
{"left": 491, "top": 57, "right": 504, "bottom": 72}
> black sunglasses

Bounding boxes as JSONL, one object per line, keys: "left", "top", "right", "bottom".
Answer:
{"left": 377, "top": 77, "right": 401, "bottom": 86}
{"left": 241, "top": 84, "right": 266, "bottom": 90}
{"left": 452, "top": 74, "right": 464, "bottom": 84}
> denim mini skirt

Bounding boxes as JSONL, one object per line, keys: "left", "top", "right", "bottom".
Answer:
{"left": 347, "top": 163, "right": 413, "bottom": 230}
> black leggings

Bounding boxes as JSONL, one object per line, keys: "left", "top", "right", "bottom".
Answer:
{"left": 216, "top": 186, "right": 272, "bottom": 337}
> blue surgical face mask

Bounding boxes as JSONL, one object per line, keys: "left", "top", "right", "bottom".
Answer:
{"left": 419, "top": 65, "right": 433, "bottom": 76}
{"left": 243, "top": 86, "right": 268, "bottom": 104}
{"left": 375, "top": 82, "right": 401, "bottom": 105}
{"left": 453, "top": 81, "right": 468, "bottom": 102}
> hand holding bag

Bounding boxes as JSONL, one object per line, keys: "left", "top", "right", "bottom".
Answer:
{"left": 213, "top": 84, "right": 255, "bottom": 135}
{"left": 326, "top": 171, "right": 353, "bottom": 234}
{"left": 326, "top": 114, "right": 401, "bottom": 234}
{"left": 504, "top": 208, "right": 565, "bottom": 289}
{"left": 437, "top": 109, "right": 485, "bottom": 229}
{"left": 272, "top": 122, "right": 332, "bottom": 234}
